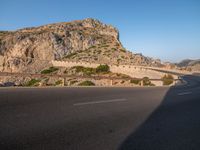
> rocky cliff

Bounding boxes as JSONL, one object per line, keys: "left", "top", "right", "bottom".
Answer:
{"left": 0, "top": 18, "right": 162, "bottom": 73}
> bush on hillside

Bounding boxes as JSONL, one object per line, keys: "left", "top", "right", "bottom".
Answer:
{"left": 25, "top": 79, "right": 40, "bottom": 86}
{"left": 142, "top": 77, "right": 150, "bottom": 85}
{"left": 71, "top": 64, "right": 110, "bottom": 75}
{"left": 78, "top": 81, "right": 95, "bottom": 86}
{"left": 141, "top": 77, "right": 155, "bottom": 86}
{"left": 130, "top": 79, "right": 141, "bottom": 84}
{"left": 55, "top": 80, "right": 63, "bottom": 85}
{"left": 96, "top": 64, "right": 110, "bottom": 73}
{"left": 72, "top": 66, "right": 96, "bottom": 76}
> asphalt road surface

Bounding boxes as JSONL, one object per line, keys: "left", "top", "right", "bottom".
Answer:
{"left": 0, "top": 75, "right": 200, "bottom": 150}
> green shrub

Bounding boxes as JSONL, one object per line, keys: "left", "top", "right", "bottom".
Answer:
{"left": 96, "top": 64, "right": 110, "bottom": 73}
{"left": 72, "top": 66, "right": 96, "bottom": 76}
{"left": 83, "top": 67, "right": 96, "bottom": 75}
{"left": 26, "top": 79, "right": 40, "bottom": 86}
{"left": 142, "top": 77, "right": 150, "bottom": 85}
{"left": 72, "top": 66, "right": 85, "bottom": 72}
{"left": 72, "top": 65, "right": 110, "bottom": 75}
{"left": 162, "top": 74, "right": 174, "bottom": 85}
{"left": 70, "top": 80, "right": 78, "bottom": 85}
{"left": 41, "top": 67, "right": 59, "bottom": 74}
{"left": 130, "top": 79, "right": 141, "bottom": 84}
{"left": 139, "top": 77, "right": 155, "bottom": 86}
{"left": 78, "top": 81, "right": 95, "bottom": 86}
{"left": 55, "top": 80, "right": 63, "bottom": 85}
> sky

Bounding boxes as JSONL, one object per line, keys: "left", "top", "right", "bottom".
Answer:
{"left": 0, "top": 0, "right": 200, "bottom": 62}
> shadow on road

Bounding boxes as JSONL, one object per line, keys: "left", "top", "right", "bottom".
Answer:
{"left": 118, "top": 75, "right": 200, "bottom": 150}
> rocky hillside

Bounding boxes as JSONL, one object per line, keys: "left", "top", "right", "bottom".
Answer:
{"left": 0, "top": 18, "right": 163, "bottom": 73}
{"left": 176, "top": 59, "right": 200, "bottom": 72}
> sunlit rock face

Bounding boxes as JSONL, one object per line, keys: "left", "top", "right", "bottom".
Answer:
{"left": 0, "top": 18, "right": 162, "bottom": 73}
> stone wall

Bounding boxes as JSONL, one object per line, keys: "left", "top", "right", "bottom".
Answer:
{"left": 52, "top": 60, "right": 172, "bottom": 79}
{"left": 52, "top": 60, "right": 100, "bottom": 68}
{"left": 146, "top": 66, "right": 192, "bottom": 75}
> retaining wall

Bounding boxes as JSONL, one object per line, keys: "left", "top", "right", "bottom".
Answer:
{"left": 52, "top": 60, "right": 173, "bottom": 79}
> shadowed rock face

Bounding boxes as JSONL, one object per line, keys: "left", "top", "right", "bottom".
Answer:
{"left": 0, "top": 18, "right": 162, "bottom": 73}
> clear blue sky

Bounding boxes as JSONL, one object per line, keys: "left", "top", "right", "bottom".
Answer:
{"left": 1, "top": 0, "right": 200, "bottom": 62}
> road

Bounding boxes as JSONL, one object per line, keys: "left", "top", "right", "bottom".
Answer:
{"left": 0, "top": 75, "right": 200, "bottom": 150}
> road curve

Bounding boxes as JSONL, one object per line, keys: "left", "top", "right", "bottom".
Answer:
{"left": 0, "top": 75, "right": 200, "bottom": 150}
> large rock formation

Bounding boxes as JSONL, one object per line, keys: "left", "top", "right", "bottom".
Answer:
{"left": 0, "top": 18, "right": 162, "bottom": 73}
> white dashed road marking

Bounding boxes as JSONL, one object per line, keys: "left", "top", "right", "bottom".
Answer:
{"left": 178, "top": 92, "right": 192, "bottom": 96}
{"left": 73, "top": 98, "right": 127, "bottom": 106}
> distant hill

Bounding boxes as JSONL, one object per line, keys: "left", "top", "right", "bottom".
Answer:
{"left": 176, "top": 59, "right": 200, "bottom": 72}
{"left": 0, "top": 18, "right": 163, "bottom": 73}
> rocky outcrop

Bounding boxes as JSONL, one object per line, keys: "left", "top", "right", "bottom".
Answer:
{"left": 0, "top": 18, "right": 162, "bottom": 73}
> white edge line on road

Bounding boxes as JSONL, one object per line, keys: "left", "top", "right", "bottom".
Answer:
{"left": 73, "top": 98, "right": 127, "bottom": 106}
{"left": 178, "top": 91, "right": 192, "bottom": 96}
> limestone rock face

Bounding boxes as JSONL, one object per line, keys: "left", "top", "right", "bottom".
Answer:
{"left": 0, "top": 19, "right": 121, "bottom": 73}
{"left": 0, "top": 18, "right": 162, "bottom": 73}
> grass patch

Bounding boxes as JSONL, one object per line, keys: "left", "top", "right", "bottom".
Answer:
{"left": 78, "top": 81, "right": 95, "bottom": 86}
{"left": 41, "top": 67, "right": 59, "bottom": 74}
